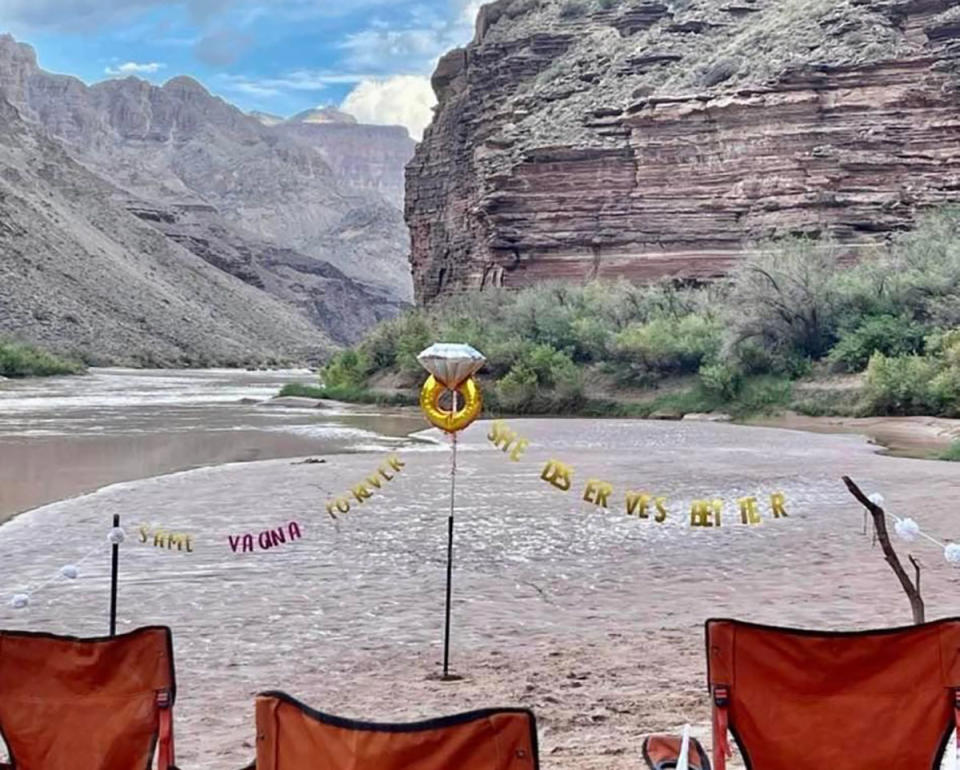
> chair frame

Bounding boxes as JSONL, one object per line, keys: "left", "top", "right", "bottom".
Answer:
{"left": 255, "top": 690, "right": 540, "bottom": 770}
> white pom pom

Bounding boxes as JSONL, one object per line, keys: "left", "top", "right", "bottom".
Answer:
{"left": 945, "top": 544, "right": 960, "bottom": 564}
{"left": 10, "top": 594, "right": 29, "bottom": 609}
{"left": 107, "top": 527, "right": 125, "bottom": 545}
{"left": 868, "top": 493, "right": 885, "bottom": 506}
{"left": 894, "top": 518, "right": 920, "bottom": 542}
{"left": 60, "top": 565, "right": 78, "bottom": 580}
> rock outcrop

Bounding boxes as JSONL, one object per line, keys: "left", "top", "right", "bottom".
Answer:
{"left": 275, "top": 119, "right": 415, "bottom": 207}
{"left": 407, "top": 0, "right": 960, "bottom": 304}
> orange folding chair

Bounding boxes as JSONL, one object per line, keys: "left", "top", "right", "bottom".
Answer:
{"left": 0, "top": 626, "right": 177, "bottom": 770}
{"left": 250, "top": 691, "right": 538, "bottom": 769}
{"left": 642, "top": 733, "right": 711, "bottom": 769}
{"left": 706, "top": 617, "right": 960, "bottom": 770}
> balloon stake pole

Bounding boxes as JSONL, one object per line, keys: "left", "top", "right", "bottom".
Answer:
{"left": 416, "top": 343, "right": 485, "bottom": 683}
{"left": 109, "top": 513, "right": 119, "bottom": 637}
{"left": 442, "top": 393, "right": 459, "bottom": 681}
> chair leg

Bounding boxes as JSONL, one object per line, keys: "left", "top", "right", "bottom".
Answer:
{"left": 156, "top": 691, "right": 175, "bottom": 770}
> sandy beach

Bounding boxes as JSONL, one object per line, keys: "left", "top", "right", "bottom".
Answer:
{"left": 0, "top": 417, "right": 958, "bottom": 768}
{"left": 752, "top": 413, "right": 960, "bottom": 458}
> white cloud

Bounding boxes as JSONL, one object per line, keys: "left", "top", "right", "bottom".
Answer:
{"left": 337, "top": 0, "right": 481, "bottom": 76}
{"left": 341, "top": 74, "right": 436, "bottom": 140}
{"left": 340, "top": 27, "right": 448, "bottom": 71}
{"left": 104, "top": 60, "right": 166, "bottom": 75}
{"left": 218, "top": 70, "right": 368, "bottom": 98}
{"left": 461, "top": 0, "right": 484, "bottom": 26}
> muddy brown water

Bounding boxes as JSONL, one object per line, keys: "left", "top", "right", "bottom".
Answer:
{"left": 0, "top": 368, "right": 425, "bottom": 521}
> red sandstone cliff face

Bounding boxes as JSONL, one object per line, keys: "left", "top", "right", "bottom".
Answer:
{"left": 406, "top": 0, "right": 960, "bottom": 304}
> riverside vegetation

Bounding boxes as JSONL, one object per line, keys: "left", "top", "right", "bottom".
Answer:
{"left": 287, "top": 210, "right": 960, "bottom": 421}
{"left": 0, "top": 341, "right": 84, "bottom": 378}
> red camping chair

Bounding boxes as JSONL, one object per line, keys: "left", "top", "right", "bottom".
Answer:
{"left": 706, "top": 617, "right": 960, "bottom": 770}
{"left": 643, "top": 733, "right": 711, "bottom": 769}
{"left": 0, "top": 626, "right": 177, "bottom": 770}
{"left": 250, "top": 691, "right": 538, "bottom": 770}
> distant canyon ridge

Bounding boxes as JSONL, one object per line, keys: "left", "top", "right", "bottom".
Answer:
{"left": 406, "top": 0, "right": 960, "bottom": 304}
{"left": 0, "top": 35, "right": 415, "bottom": 366}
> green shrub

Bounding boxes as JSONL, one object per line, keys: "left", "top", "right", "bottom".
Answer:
{"left": 612, "top": 314, "right": 722, "bottom": 379}
{"left": 826, "top": 314, "right": 926, "bottom": 372}
{"left": 735, "top": 376, "right": 793, "bottom": 415}
{"left": 279, "top": 382, "right": 416, "bottom": 406}
{"left": 528, "top": 344, "right": 576, "bottom": 387}
{"left": 699, "top": 362, "right": 743, "bottom": 400}
{"left": 496, "top": 363, "right": 538, "bottom": 412}
{"left": 862, "top": 353, "right": 941, "bottom": 415}
{"left": 940, "top": 441, "right": 960, "bottom": 461}
{"left": 929, "top": 367, "right": 960, "bottom": 417}
{"left": 320, "top": 349, "right": 370, "bottom": 389}
{"left": 0, "top": 341, "right": 84, "bottom": 378}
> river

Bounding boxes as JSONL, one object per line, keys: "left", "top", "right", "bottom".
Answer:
{"left": 0, "top": 368, "right": 425, "bottom": 521}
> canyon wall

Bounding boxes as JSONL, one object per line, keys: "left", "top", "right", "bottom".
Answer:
{"left": 407, "top": 0, "right": 960, "bottom": 304}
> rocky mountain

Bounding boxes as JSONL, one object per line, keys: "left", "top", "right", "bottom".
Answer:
{"left": 0, "top": 93, "right": 332, "bottom": 366}
{"left": 0, "top": 34, "right": 415, "bottom": 362}
{"left": 249, "top": 111, "right": 285, "bottom": 127}
{"left": 266, "top": 108, "right": 414, "bottom": 207}
{"left": 407, "top": 0, "right": 960, "bottom": 304}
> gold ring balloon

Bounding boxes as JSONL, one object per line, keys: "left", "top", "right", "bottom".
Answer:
{"left": 416, "top": 343, "right": 487, "bottom": 435}
{"left": 416, "top": 342, "right": 486, "bottom": 679}
{"left": 419, "top": 375, "right": 483, "bottom": 433}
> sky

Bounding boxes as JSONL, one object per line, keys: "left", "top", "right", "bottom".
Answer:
{"left": 0, "top": 0, "right": 486, "bottom": 138}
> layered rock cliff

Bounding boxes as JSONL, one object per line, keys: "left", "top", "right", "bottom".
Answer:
{"left": 407, "top": 0, "right": 960, "bottom": 303}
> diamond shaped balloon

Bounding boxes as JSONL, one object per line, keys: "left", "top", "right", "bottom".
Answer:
{"left": 417, "top": 343, "right": 486, "bottom": 389}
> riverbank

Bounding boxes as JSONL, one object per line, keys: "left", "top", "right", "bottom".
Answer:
{"left": 751, "top": 413, "right": 960, "bottom": 459}
{"left": 1, "top": 418, "right": 958, "bottom": 769}
{"left": 278, "top": 379, "right": 960, "bottom": 460}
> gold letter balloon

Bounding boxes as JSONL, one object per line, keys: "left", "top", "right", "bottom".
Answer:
{"left": 417, "top": 343, "right": 486, "bottom": 434}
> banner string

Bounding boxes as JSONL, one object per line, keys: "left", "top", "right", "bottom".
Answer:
{"left": 867, "top": 492, "right": 959, "bottom": 564}
{"left": 8, "top": 524, "right": 124, "bottom": 609}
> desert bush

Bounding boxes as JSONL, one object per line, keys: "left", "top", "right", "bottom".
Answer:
{"left": 612, "top": 314, "right": 723, "bottom": 378}
{"left": 826, "top": 314, "right": 926, "bottom": 372}
{"left": 699, "top": 362, "right": 743, "bottom": 400}
{"left": 862, "top": 353, "right": 941, "bottom": 415}
{"left": 940, "top": 441, "right": 960, "bottom": 461}
{"left": 0, "top": 341, "right": 84, "bottom": 378}
{"left": 320, "top": 349, "right": 370, "bottom": 389}
{"left": 495, "top": 363, "right": 539, "bottom": 412}
{"left": 727, "top": 237, "right": 841, "bottom": 365}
